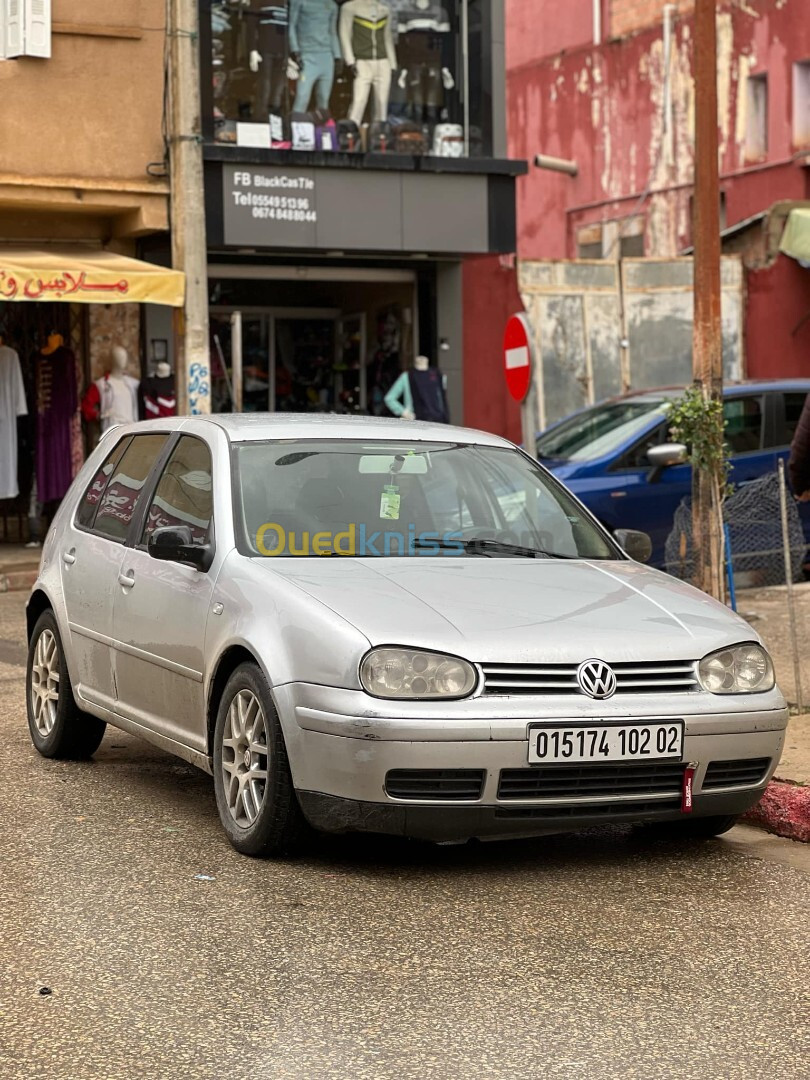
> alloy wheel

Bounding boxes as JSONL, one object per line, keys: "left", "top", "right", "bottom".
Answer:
{"left": 30, "top": 629, "right": 60, "bottom": 737}
{"left": 221, "top": 689, "right": 270, "bottom": 828}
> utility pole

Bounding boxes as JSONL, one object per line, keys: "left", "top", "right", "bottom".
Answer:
{"left": 692, "top": 0, "right": 724, "bottom": 599}
{"left": 168, "top": 0, "right": 211, "bottom": 415}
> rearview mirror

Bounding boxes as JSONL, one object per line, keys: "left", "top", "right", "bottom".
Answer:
{"left": 647, "top": 443, "right": 687, "bottom": 469}
{"left": 614, "top": 528, "right": 653, "bottom": 564}
{"left": 148, "top": 525, "right": 212, "bottom": 571}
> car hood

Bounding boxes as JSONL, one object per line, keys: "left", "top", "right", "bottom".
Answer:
{"left": 258, "top": 558, "right": 757, "bottom": 663}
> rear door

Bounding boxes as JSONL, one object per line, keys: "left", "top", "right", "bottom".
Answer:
{"left": 61, "top": 433, "right": 170, "bottom": 711}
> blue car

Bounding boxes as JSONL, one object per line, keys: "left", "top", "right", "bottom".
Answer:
{"left": 536, "top": 380, "right": 810, "bottom": 568}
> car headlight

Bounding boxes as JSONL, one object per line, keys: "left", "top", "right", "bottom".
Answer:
{"left": 360, "top": 648, "right": 478, "bottom": 700}
{"left": 697, "top": 643, "right": 775, "bottom": 694}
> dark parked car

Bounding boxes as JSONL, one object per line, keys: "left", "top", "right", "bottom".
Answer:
{"left": 536, "top": 380, "right": 810, "bottom": 568}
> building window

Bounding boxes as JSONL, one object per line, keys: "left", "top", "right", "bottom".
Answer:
{"left": 577, "top": 217, "right": 644, "bottom": 259}
{"left": 793, "top": 60, "right": 810, "bottom": 148}
{"left": 745, "top": 73, "right": 768, "bottom": 160}
{"left": 1, "top": 0, "right": 52, "bottom": 59}
{"left": 207, "top": 0, "right": 491, "bottom": 158}
{"left": 577, "top": 223, "right": 603, "bottom": 259}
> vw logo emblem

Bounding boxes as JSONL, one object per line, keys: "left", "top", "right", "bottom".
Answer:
{"left": 577, "top": 659, "right": 617, "bottom": 700}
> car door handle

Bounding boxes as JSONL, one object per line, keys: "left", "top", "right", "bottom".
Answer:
{"left": 118, "top": 571, "right": 135, "bottom": 588}
{"left": 63, "top": 550, "right": 76, "bottom": 566}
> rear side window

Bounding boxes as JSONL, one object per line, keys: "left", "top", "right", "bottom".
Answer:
{"left": 76, "top": 437, "right": 132, "bottom": 529}
{"left": 783, "top": 393, "right": 809, "bottom": 446}
{"left": 723, "top": 397, "right": 763, "bottom": 455}
{"left": 141, "top": 436, "right": 214, "bottom": 547}
{"left": 93, "top": 435, "right": 169, "bottom": 542}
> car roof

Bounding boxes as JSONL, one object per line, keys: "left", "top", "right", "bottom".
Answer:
{"left": 192, "top": 412, "right": 515, "bottom": 448}
{"left": 610, "top": 378, "right": 810, "bottom": 404}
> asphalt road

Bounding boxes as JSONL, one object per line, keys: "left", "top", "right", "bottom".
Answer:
{"left": 1, "top": 591, "right": 809, "bottom": 1080}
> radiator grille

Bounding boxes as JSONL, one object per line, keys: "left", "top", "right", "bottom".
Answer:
{"left": 385, "top": 769, "right": 485, "bottom": 801}
{"left": 498, "top": 762, "right": 686, "bottom": 801}
{"left": 481, "top": 660, "right": 698, "bottom": 696}
{"left": 702, "top": 758, "right": 771, "bottom": 790}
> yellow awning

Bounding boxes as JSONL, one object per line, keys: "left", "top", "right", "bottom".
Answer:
{"left": 0, "top": 246, "right": 185, "bottom": 306}
{"left": 779, "top": 208, "right": 810, "bottom": 264}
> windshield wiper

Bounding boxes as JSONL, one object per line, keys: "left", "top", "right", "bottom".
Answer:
{"left": 460, "top": 538, "right": 575, "bottom": 559}
{"left": 411, "top": 539, "right": 491, "bottom": 556}
{"left": 412, "top": 538, "right": 574, "bottom": 559}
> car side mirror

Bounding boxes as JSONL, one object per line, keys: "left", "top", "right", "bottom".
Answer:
{"left": 148, "top": 525, "right": 212, "bottom": 571}
{"left": 647, "top": 443, "right": 687, "bottom": 468}
{"left": 646, "top": 442, "right": 688, "bottom": 483}
{"left": 614, "top": 528, "right": 653, "bottom": 564}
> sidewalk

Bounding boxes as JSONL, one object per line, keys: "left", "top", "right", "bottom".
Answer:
{"left": 0, "top": 545, "right": 40, "bottom": 594}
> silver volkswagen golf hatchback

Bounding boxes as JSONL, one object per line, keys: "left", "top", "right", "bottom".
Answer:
{"left": 26, "top": 415, "right": 787, "bottom": 855}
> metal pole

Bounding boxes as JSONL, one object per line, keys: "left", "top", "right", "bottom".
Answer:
{"left": 168, "top": 0, "right": 211, "bottom": 416}
{"left": 521, "top": 385, "right": 537, "bottom": 459}
{"left": 778, "top": 459, "right": 804, "bottom": 715}
{"left": 230, "top": 311, "right": 243, "bottom": 413}
{"left": 723, "top": 523, "right": 736, "bottom": 612}
{"left": 461, "top": 0, "right": 470, "bottom": 158}
{"left": 691, "top": 0, "right": 724, "bottom": 599}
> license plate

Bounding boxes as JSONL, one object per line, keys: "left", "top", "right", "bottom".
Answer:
{"left": 527, "top": 721, "right": 684, "bottom": 764}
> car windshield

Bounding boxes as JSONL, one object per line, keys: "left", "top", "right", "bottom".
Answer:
{"left": 233, "top": 440, "right": 619, "bottom": 559}
{"left": 536, "top": 400, "right": 671, "bottom": 462}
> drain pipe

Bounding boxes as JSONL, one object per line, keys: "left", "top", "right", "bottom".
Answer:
{"left": 663, "top": 4, "right": 676, "bottom": 169}
{"left": 593, "top": 0, "right": 602, "bottom": 45}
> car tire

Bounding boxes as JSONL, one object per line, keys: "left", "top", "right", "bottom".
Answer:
{"left": 641, "top": 814, "right": 740, "bottom": 840}
{"left": 26, "top": 610, "right": 107, "bottom": 760}
{"left": 212, "top": 662, "right": 308, "bottom": 856}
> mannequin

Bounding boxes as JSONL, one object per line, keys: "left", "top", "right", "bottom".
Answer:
{"left": 394, "top": 0, "right": 453, "bottom": 124}
{"left": 139, "top": 360, "right": 178, "bottom": 420}
{"left": 340, "top": 0, "right": 397, "bottom": 125}
{"left": 384, "top": 354, "right": 448, "bottom": 423}
{"left": 289, "top": 0, "right": 342, "bottom": 112}
{"left": 0, "top": 333, "right": 28, "bottom": 501}
{"left": 32, "top": 331, "right": 79, "bottom": 503}
{"left": 246, "top": 3, "right": 290, "bottom": 119}
{"left": 81, "top": 345, "right": 140, "bottom": 433}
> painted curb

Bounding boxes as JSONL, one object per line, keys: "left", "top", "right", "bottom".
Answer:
{"left": 743, "top": 781, "right": 810, "bottom": 843}
{"left": 0, "top": 569, "right": 38, "bottom": 594}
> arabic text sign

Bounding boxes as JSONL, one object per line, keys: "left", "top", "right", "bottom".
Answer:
{"left": 0, "top": 269, "right": 130, "bottom": 303}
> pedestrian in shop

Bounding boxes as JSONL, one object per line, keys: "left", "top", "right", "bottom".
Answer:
{"left": 789, "top": 392, "right": 810, "bottom": 502}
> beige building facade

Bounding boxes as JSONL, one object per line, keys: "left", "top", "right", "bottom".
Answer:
{"left": 0, "top": 1, "right": 179, "bottom": 540}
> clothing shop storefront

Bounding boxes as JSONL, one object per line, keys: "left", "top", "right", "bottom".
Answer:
{"left": 190, "top": 0, "right": 522, "bottom": 424}
{"left": 0, "top": 248, "right": 184, "bottom": 543}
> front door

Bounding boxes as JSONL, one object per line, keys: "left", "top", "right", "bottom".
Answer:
{"left": 111, "top": 435, "right": 216, "bottom": 755}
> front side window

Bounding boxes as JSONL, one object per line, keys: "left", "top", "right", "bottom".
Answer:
{"left": 93, "top": 435, "right": 169, "bottom": 542}
{"left": 234, "top": 439, "right": 618, "bottom": 559}
{"left": 209, "top": 0, "right": 490, "bottom": 157}
{"left": 142, "top": 437, "right": 214, "bottom": 547}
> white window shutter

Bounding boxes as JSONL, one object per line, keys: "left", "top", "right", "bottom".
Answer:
{"left": 25, "top": 0, "right": 51, "bottom": 58}
{"left": 5, "top": 0, "right": 25, "bottom": 58}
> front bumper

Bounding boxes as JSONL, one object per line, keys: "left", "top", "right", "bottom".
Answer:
{"left": 273, "top": 682, "right": 788, "bottom": 841}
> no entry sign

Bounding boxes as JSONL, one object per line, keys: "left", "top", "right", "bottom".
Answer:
{"left": 503, "top": 313, "right": 534, "bottom": 403}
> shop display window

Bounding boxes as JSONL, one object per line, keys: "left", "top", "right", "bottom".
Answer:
{"left": 207, "top": 0, "right": 492, "bottom": 158}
